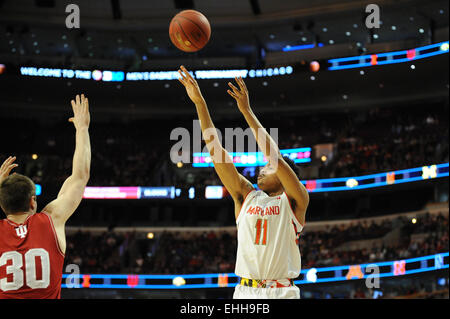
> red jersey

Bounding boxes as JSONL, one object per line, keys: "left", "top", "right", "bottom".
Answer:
{"left": 0, "top": 212, "right": 65, "bottom": 299}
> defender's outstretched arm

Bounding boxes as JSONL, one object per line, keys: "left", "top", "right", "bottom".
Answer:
{"left": 44, "top": 94, "right": 91, "bottom": 226}
{"left": 228, "top": 77, "right": 308, "bottom": 225}
{"left": 178, "top": 66, "right": 253, "bottom": 217}
{"left": 0, "top": 156, "right": 19, "bottom": 185}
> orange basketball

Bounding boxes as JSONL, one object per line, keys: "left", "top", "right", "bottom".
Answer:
{"left": 169, "top": 10, "right": 211, "bottom": 52}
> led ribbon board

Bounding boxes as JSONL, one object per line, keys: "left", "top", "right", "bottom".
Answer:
{"left": 83, "top": 186, "right": 175, "bottom": 199}
{"left": 209, "top": 163, "right": 449, "bottom": 198}
{"left": 18, "top": 66, "right": 293, "bottom": 81}
{"left": 302, "top": 163, "right": 448, "bottom": 193}
{"left": 193, "top": 147, "right": 312, "bottom": 168}
{"left": 282, "top": 43, "right": 324, "bottom": 52}
{"left": 78, "top": 163, "right": 448, "bottom": 199}
{"left": 61, "top": 252, "right": 448, "bottom": 289}
{"left": 328, "top": 41, "right": 449, "bottom": 71}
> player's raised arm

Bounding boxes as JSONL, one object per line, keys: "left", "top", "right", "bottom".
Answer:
{"left": 227, "top": 77, "right": 309, "bottom": 224}
{"left": 177, "top": 66, "right": 254, "bottom": 217}
{"left": 0, "top": 156, "right": 19, "bottom": 185}
{"left": 43, "top": 94, "right": 91, "bottom": 227}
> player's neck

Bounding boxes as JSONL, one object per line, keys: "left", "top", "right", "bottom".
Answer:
{"left": 266, "top": 189, "right": 284, "bottom": 197}
{"left": 7, "top": 212, "right": 33, "bottom": 224}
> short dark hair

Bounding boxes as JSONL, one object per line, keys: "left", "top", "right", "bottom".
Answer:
{"left": 282, "top": 156, "right": 301, "bottom": 179}
{"left": 0, "top": 174, "right": 35, "bottom": 214}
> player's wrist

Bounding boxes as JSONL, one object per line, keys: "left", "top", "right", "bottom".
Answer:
{"left": 75, "top": 126, "right": 89, "bottom": 132}
{"left": 194, "top": 98, "right": 206, "bottom": 106}
{"left": 240, "top": 106, "right": 254, "bottom": 117}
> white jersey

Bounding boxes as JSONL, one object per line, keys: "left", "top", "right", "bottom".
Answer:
{"left": 235, "top": 190, "right": 304, "bottom": 280}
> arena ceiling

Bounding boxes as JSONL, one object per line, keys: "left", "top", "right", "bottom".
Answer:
{"left": 0, "top": 0, "right": 448, "bottom": 69}
{"left": 0, "top": 0, "right": 448, "bottom": 118}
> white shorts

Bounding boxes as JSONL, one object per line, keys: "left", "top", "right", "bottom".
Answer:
{"left": 233, "top": 284, "right": 300, "bottom": 299}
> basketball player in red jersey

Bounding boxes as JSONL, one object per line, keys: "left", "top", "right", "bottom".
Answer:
{"left": 0, "top": 94, "right": 91, "bottom": 299}
{"left": 178, "top": 66, "right": 309, "bottom": 298}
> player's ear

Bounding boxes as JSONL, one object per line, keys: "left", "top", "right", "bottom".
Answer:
{"left": 30, "top": 195, "right": 37, "bottom": 211}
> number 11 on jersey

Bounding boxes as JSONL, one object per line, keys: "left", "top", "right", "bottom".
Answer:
{"left": 254, "top": 218, "right": 268, "bottom": 245}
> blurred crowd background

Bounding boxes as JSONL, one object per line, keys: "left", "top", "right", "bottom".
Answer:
{"left": 64, "top": 212, "right": 448, "bottom": 275}
{"left": 0, "top": 102, "right": 448, "bottom": 189}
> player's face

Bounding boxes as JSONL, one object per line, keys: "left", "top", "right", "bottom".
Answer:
{"left": 257, "top": 163, "right": 281, "bottom": 192}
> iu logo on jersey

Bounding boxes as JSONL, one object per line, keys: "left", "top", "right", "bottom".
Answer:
{"left": 15, "top": 225, "right": 28, "bottom": 238}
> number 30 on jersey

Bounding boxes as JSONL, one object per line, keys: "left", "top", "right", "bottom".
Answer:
{"left": 0, "top": 248, "right": 50, "bottom": 291}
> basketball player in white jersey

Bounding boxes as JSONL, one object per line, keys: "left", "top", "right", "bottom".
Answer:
{"left": 178, "top": 66, "right": 309, "bottom": 299}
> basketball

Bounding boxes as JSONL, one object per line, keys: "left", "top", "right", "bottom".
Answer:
{"left": 169, "top": 10, "right": 211, "bottom": 52}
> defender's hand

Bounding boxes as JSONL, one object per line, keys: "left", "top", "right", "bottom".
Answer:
{"left": 227, "top": 77, "right": 251, "bottom": 114}
{"left": 0, "top": 156, "right": 18, "bottom": 184}
{"left": 178, "top": 65, "right": 205, "bottom": 105}
{"left": 69, "top": 94, "right": 90, "bottom": 130}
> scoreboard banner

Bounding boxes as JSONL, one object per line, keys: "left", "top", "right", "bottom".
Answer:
{"left": 83, "top": 186, "right": 176, "bottom": 199}
{"left": 15, "top": 65, "right": 293, "bottom": 81}
{"left": 328, "top": 41, "right": 449, "bottom": 71}
{"left": 76, "top": 163, "right": 448, "bottom": 199}
{"left": 303, "top": 163, "right": 449, "bottom": 193}
{"left": 34, "top": 162, "right": 448, "bottom": 199}
{"left": 61, "top": 252, "right": 448, "bottom": 289}
{"left": 193, "top": 147, "right": 312, "bottom": 168}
